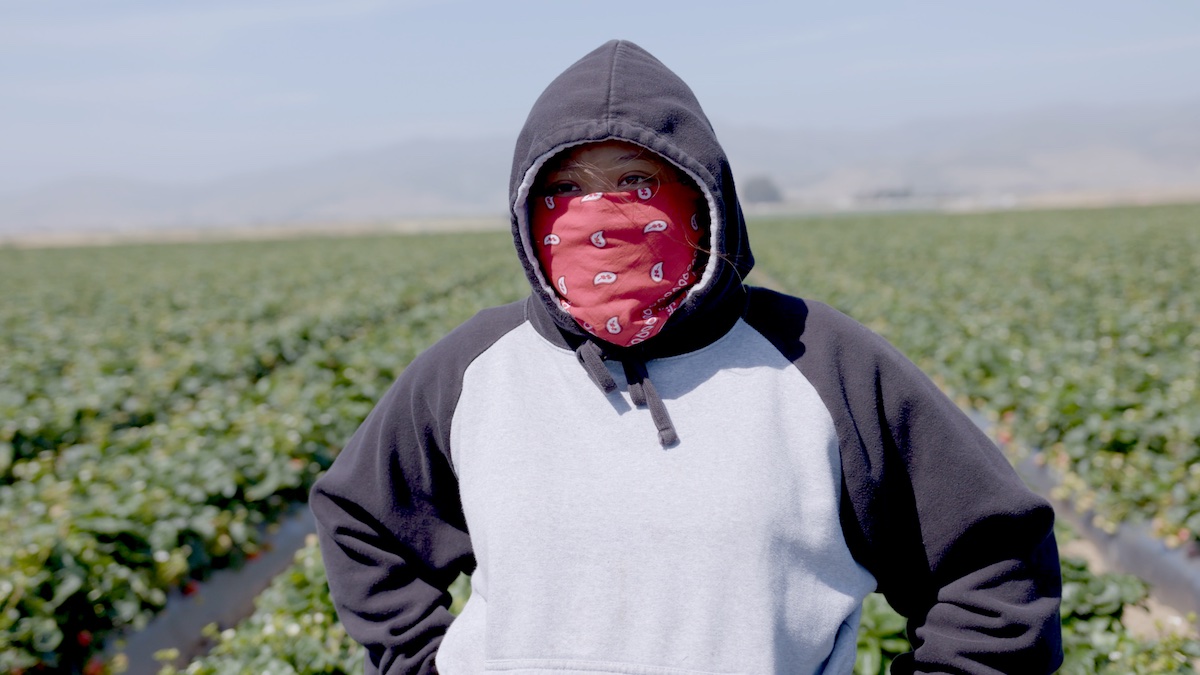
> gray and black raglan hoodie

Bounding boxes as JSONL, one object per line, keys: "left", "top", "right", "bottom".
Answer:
{"left": 311, "top": 40, "right": 1063, "bottom": 675}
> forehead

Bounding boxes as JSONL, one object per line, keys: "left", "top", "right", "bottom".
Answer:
{"left": 548, "top": 139, "right": 670, "bottom": 172}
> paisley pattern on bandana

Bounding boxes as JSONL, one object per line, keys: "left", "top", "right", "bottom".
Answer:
{"left": 530, "top": 181, "right": 705, "bottom": 346}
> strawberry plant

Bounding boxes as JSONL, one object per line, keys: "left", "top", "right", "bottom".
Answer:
{"left": 751, "top": 204, "right": 1200, "bottom": 546}
{"left": 0, "top": 233, "right": 526, "bottom": 671}
{"left": 166, "top": 532, "right": 1198, "bottom": 675}
{"left": 6, "top": 203, "right": 1200, "bottom": 671}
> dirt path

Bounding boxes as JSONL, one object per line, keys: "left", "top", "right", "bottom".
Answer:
{"left": 1060, "top": 536, "right": 1197, "bottom": 642}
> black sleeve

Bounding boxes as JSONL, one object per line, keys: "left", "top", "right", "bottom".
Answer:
{"left": 745, "top": 288, "right": 1063, "bottom": 675}
{"left": 309, "top": 301, "right": 525, "bottom": 675}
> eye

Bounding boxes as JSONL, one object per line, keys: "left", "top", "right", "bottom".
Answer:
{"left": 546, "top": 181, "right": 581, "bottom": 196}
{"left": 617, "top": 173, "right": 652, "bottom": 188}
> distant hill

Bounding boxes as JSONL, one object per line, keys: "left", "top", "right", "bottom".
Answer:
{"left": 0, "top": 138, "right": 514, "bottom": 235}
{"left": 720, "top": 100, "right": 1200, "bottom": 208}
{"left": 2, "top": 100, "right": 1198, "bottom": 236}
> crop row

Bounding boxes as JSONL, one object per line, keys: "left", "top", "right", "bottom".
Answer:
{"left": 158, "top": 527, "right": 1199, "bottom": 675}
{"left": 157, "top": 205, "right": 1198, "bottom": 674}
{"left": 6, "top": 203, "right": 1197, "bottom": 671}
{"left": 152, "top": 204, "right": 1200, "bottom": 674}
{"left": 1, "top": 236, "right": 515, "bottom": 474}
{"left": 0, "top": 233, "right": 528, "bottom": 672}
{"left": 856, "top": 523, "right": 1200, "bottom": 674}
{"left": 749, "top": 204, "right": 1200, "bottom": 545}
{"left": 155, "top": 535, "right": 473, "bottom": 675}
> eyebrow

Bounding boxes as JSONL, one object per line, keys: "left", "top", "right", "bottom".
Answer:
{"left": 557, "top": 151, "right": 650, "bottom": 171}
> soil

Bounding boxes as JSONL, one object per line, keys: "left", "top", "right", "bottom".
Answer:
{"left": 1060, "top": 536, "right": 1198, "bottom": 642}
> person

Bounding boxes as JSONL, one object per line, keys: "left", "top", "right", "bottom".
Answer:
{"left": 310, "top": 39, "right": 1063, "bottom": 675}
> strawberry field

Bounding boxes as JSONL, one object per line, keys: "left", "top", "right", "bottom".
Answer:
{"left": 0, "top": 234, "right": 528, "bottom": 672}
{"left": 750, "top": 204, "right": 1200, "bottom": 547}
{"left": 2, "top": 203, "right": 1198, "bottom": 673}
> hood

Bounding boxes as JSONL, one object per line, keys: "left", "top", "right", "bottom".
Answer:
{"left": 510, "top": 39, "right": 754, "bottom": 358}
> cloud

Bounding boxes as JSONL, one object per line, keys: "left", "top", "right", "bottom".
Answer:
{"left": 0, "top": 0, "right": 434, "bottom": 50}
{"left": 5, "top": 71, "right": 323, "bottom": 109}
{"left": 841, "top": 33, "right": 1200, "bottom": 75}
{"left": 722, "top": 17, "right": 885, "bottom": 55}
{"left": 10, "top": 72, "right": 210, "bottom": 105}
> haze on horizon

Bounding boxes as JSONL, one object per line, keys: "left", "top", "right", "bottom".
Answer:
{"left": 2, "top": 0, "right": 1199, "bottom": 196}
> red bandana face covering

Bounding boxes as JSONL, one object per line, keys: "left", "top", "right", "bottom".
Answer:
{"left": 530, "top": 180, "right": 705, "bottom": 347}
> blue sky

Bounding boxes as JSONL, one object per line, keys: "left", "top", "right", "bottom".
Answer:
{"left": 2, "top": 0, "right": 1198, "bottom": 193}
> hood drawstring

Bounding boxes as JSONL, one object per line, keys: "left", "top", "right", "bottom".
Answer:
{"left": 575, "top": 340, "right": 617, "bottom": 393}
{"left": 622, "top": 360, "right": 679, "bottom": 447}
{"left": 572, "top": 340, "right": 679, "bottom": 448}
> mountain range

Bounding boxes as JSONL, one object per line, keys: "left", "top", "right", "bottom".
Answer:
{"left": 3, "top": 100, "right": 1198, "bottom": 238}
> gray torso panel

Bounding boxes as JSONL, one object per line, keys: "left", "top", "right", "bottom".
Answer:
{"left": 437, "top": 319, "right": 876, "bottom": 675}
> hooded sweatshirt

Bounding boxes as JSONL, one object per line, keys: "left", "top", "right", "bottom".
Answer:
{"left": 310, "top": 40, "right": 1063, "bottom": 675}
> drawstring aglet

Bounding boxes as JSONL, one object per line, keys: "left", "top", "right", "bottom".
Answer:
{"left": 622, "top": 360, "right": 680, "bottom": 448}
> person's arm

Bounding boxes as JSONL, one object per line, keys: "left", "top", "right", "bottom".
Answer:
{"left": 311, "top": 302, "right": 524, "bottom": 673}
{"left": 836, "top": 335, "right": 1062, "bottom": 674}
{"left": 310, "top": 350, "right": 474, "bottom": 674}
{"left": 746, "top": 289, "right": 1063, "bottom": 674}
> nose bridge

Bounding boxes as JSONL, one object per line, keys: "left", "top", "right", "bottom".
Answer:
{"left": 574, "top": 169, "right": 619, "bottom": 195}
